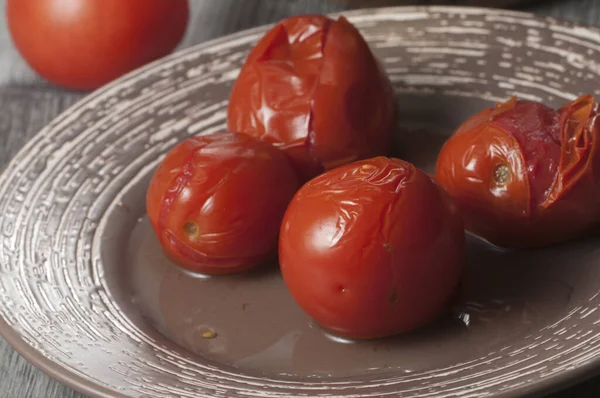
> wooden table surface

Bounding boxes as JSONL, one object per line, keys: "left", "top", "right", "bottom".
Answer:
{"left": 1, "top": 0, "right": 600, "bottom": 397}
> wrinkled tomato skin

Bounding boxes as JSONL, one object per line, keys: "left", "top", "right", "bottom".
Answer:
{"left": 227, "top": 15, "right": 396, "bottom": 182}
{"left": 146, "top": 132, "right": 299, "bottom": 275}
{"left": 7, "top": 0, "right": 189, "bottom": 90}
{"left": 436, "top": 95, "right": 600, "bottom": 247}
{"left": 279, "top": 157, "right": 465, "bottom": 339}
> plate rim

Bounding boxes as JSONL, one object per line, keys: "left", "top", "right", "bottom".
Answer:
{"left": 1, "top": 5, "right": 600, "bottom": 398}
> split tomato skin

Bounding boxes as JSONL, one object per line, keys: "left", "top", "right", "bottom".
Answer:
{"left": 436, "top": 95, "right": 600, "bottom": 247}
{"left": 279, "top": 157, "right": 465, "bottom": 339}
{"left": 7, "top": 0, "right": 189, "bottom": 90}
{"left": 146, "top": 132, "right": 299, "bottom": 275}
{"left": 227, "top": 15, "right": 396, "bottom": 181}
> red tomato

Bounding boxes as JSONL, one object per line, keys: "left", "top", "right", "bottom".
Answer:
{"left": 7, "top": 0, "right": 189, "bottom": 90}
{"left": 279, "top": 157, "right": 465, "bottom": 339}
{"left": 227, "top": 15, "right": 396, "bottom": 182}
{"left": 146, "top": 132, "right": 299, "bottom": 275}
{"left": 436, "top": 95, "right": 600, "bottom": 247}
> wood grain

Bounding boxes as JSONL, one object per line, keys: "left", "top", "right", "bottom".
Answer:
{"left": 0, "top": 0, "right": 599, "bottom": 397}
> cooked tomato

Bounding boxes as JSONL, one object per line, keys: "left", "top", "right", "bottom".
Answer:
{"left": 436, "top": 95, "right": 600, "bottom": 247}
{"left": 227, "top": 15, "right": 396, "bottom": 182}
{"left": 146, "top": 132, "right": 299, "bottom": 275}
{"left": 7, "top": 0, "right": 189, "bottom": 90}
{"left": 279, "top": 157, "right": 465, "bottom": 339}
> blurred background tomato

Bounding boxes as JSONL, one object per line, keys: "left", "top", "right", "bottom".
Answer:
{"left": 0, "top": 0, "right": 581, "bottom": 91}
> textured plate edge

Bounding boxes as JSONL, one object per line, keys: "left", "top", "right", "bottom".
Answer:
{"left": 0, "top": 316, "right": 127, "bottom": 398}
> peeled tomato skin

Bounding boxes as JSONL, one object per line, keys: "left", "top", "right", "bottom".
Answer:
{"left": 490, "top": 100, "right": 561, "bottom": 206}
{"left": 280, "top": 157, "right": 465, "bottom": 339}
{"left": 146, "top": 132, "right": 299, "bottom": 275}
{"left": 436, "top": 95, "right": 600, "bottom": 248}
{"left": 227, "top": 15, "right": 396, "bottom": 182}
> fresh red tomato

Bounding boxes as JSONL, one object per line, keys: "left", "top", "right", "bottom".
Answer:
{"left": 146, "top": 132, "right": 299, "bottom": 275}
{"left": 279, "top": 157, "right": 465, "bottom": 339}
{"left": 7, "top": 0, "right": 189, "bottom": 90}
{"left": 436, "top": 95, "right": 600, "bottom": 247}
{"left": 227, "top": 15, "right": 396, "bottom": 182}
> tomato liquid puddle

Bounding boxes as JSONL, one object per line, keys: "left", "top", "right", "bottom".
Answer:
{"left": 127, "top": 216, "right": 574, "bottom": 378}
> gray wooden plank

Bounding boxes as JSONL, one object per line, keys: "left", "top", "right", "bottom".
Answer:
{"left": 0, "top": 340, "right": 83, "bottom": 398}
{"left": 0, "top": 0, "right": 600, "bottom": 397}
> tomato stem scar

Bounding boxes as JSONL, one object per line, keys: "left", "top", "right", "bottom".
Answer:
{"left": 493, "top": 164, "right": 510, "bottom": 185}
{"left": 183, "top": 221, "right": 199, "bottom": 238}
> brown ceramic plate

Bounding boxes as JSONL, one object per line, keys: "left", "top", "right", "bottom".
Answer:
{"left": 2, "top": 6, "right": 600, "bottom": 398}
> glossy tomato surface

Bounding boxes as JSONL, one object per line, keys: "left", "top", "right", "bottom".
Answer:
{"left": 279, "top": 157, "right": 465, "bottom": 339}
{"left": 436, "top": 95, "right": 600, "bottom": 247}
{"left": 146, "top": 132, "right": 299, "bottom": 275}
{"left": 227, "top": 15, "right": 396, "bottom": 181}
{"left": 7, "top": 0, "right": 189, "bottom": 90}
